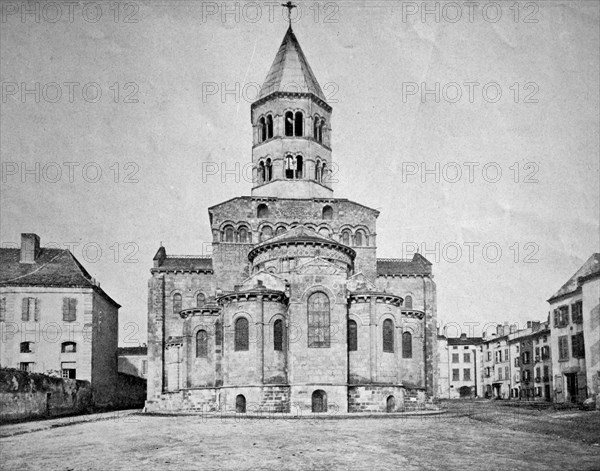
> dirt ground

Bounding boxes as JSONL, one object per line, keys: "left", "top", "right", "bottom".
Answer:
{"left": 0, "top": 403, "right": 599, "bottom": 470}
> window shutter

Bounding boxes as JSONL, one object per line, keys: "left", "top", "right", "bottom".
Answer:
{"left": 21, "top": 298, "right": 29, "bottom": 321}
{"left": 62, "top": 298, "right": 69, "bottom": 321}
{"left": 69, "top": 298, "right": 77, "bottom": 321}
{"left": 34, "top": 298, "right": 40, "bottom": 322}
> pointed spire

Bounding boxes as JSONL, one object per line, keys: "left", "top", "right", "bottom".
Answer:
{"left": 258, "top": 27, "right": 326, "bottom": 101}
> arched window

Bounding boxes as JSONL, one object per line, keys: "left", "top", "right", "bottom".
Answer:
{"left": 322, "top": 206, "right": 333, "bottom": 220}
{"left": 348, "top": 319, "right": 357, "bottom": 351}
{"left": 355, "top": 230, "right": 365, "bottom": 247}
{"left": 274, "top": 319, "right": 283, "bottom": 351}
{"left": 235, "top": 317, "right": 249, "bottom": 351}
{"left": 341, "top": 229, "right": 351, "bottom": 246}
{"left": 20, "top": 341, "right": 33, "bottom": 353}
{"left": 196, "top": 330, "right": 208, "bottom": 358}
{"left": 294, "top": 111, "right": 303, "bottom": 136}
{"left": 173, "top": 293, "right": 182, "bottom": 315}
{"left": 260, "top": 226, "right": 273, "bottom": 242}
{"left": 319, "top": 120, "right": 325, "bottom": 143}
{"left": 383, "top": 319, "right": 394, "bottom": 353}
{"left": 266, "top": 114, "right": 273, "bottom": 139}
{"left": 276, "top": 226, "right": 286, "bottom": 236}
{"left": 259, "top": 117, "right": 266, "bottom": 142}
{"left": 404, "top": 295, "right": 413, "bottom": 309}
{"left": 215, "top": 321, "right": 223, "bottom": 346}
{"left": 315, "top": 160, "right": 322, "bottom": 182}
{"left": 258, "top": 161, "right": 265, "bottom": 184}
{"left": 308, "top": 292, "right": 330, "bottom": 348}
{"left": 285, "top": 154, "right": 295, "bottom": 179}
{"left": 61, "top": 341, "right": 76, "bottom": 353}
{"left": 285, "top": 111, "right": 294, "bottom": 136}
{"left": 196, "top": 293, "right": 205, "bottom": 307}
{"left": 222, "top": 225, "right": 235, "bottom": 243}
{"left": 257, "top": 203, "right": 269, "bottom": 218}
{"left": 313, "top": 116, "right": 319, "bottom": 141}
{"left": 295, "top": 156, "right": 303, "bottom": 179}
{"left": 265, "top": 158, "right": 272, "bottom": 182}
{"left": 312, "top": 390, "right": 327, "bottom": 412}
{"left": 321, "top": 163, "right": 327, "bottom": 183}
{"left": 236, "top": 394, "right": 246, "bottom": 413}
{"left": 402, "top": 332, "right": 413, "bottom": 358}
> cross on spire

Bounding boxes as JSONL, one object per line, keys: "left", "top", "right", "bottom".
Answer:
{"left": 281, "top": 1, "right": 297, "bottom": 27}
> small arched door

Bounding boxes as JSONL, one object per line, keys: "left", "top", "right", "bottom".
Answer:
{"left": 386, "top": 395, "right": 395, "bottom": 413}
{"left": 312, "top": 390, "right": 327, "bottom": 413}
{"left": 236, "top": 394, "right": 246, "bottom": 413}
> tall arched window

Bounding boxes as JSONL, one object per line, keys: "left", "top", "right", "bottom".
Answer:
{"left": 294, "top": 111, "right": 303, "bottom": 136}
{"left": 285, "top": 111, "right": 294, "bottom": 136}
{"left": 285, "top": 155, "right": 295, "bottom": 179}
{"left": 222, "top": 225, "right": 235, "bottom": 242}
{"left": 322, "top": 205, "right": 333, "bottom": 220}
{"left": 259, "top": 117, "right": 266, "bottom": 142}
{"left": 313, "top": 115, "right": 319, "bottom": 141}
{"left": 258, "top": 161, "right": 265, "bottom": 184}
{"left": 273, "top": 319, "right": 283, "bottom": 351}
{"left": 348, "top": 319, "right": 357, "bottom": 351}
{"left": 257, "top": 204, "right": 269, "bottom": 218}
{"left": 196, "top": 293, "right": 205, "bottom": 307}
{"left": 266, "top": 114, "right": 273, "bottom": 139}
{"left": 295, "top": 156, "right": 303, "bottom": 179}
{"left": 404, "top": 295, "right": 413, "bottom": 309}
{"left": 235, "top": 317, "right": 249, "bottom": 351}
{"left": 402, "top": 332, "right": 413, "bottom": 358}
{"left": 315, "top": 160, "right": 322, "bottom": 182}
{"left": 341, "top": 229, "right": 351, "bottom": 246}
{"left": 173, "top": 293, "right": 182, "bottom": 315}
{"left": 319, "top": 120, "right": 325, "bottom": 143}
{"left": 308, "top": 292, "right": 330, "bottom": 348}
{"left": 321, "top": 163, "right": 327, "bottom": 183}
{"left": 196, "top": 330, "right": 208, "bottom": 358}
{"left": 215, "top": 321, "right": 223, "bottom": 346}
{"left": 265, "top": 158, "right": 272, "bottom": 182}
{"left": 383, "top": 319, "right": 394, "bottom": 353}
{"left": 355, "top": 230, "right": 366, "bottom": 247}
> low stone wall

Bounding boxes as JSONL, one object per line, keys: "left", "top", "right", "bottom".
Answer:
{"left": 114, "top": 373, "right": 146, "bottom": 409}
{"left": 0, "top": 368, "right": 93, "bottom": 422}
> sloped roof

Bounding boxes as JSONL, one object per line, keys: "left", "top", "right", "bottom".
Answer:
{"left": 158, "top": 256, "right": 213, "bottom": 271}
{"left": 548, "top": 253, "right": 600, "bottom": 302}
{"left": 376, "top": 254, "right": 432, "bottom": 277}
{"left": 258, "top": 225, "right": 335, "bottom": 247}
{"left": 258, "top": 26, "right": 326, "bottom": 101}
{"left": 0, "top": 248, "right": 120, "bottom": 307}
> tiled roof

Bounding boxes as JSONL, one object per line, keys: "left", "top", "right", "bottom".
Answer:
{"left": 548, "top": 253, "right": 600, "bottom": 302}
{"left": 158, "top": 257, "right": 213, "bottom": 271}
{"left": 118, "top": 346, "right": 147, "bottom": 356}
{"left": 447, "top": 336, "right": 483, "bottom": 346}
{"left": 258, "top": 26, "right": 326, "bottom": 101}
{"left": 377, "top": 254, "right": 432, "bottom": 277}
{"left": 0, "top": 248, "right": 120, "bottom": 307}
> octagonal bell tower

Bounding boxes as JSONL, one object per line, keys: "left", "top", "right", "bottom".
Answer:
{"left": 251, "top": 26, "right": 333, "bottom": 199}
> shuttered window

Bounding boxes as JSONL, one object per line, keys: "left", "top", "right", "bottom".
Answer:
{"left": 21, "top": 298, "right": 40, "bottom": 322}
{"left": 62, "top": 298, "right": 77, "bottom": 322}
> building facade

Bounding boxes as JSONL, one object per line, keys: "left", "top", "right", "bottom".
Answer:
{"left": 548, "top": 254, "right": 600, "bottom": 404}
{"left": 0, "top": 233, "right": 120, "bottom": 404}
{"left": 118, "top": 346, "right": 148, "bottom": 379}
{"left": 145, "top": 26, "right": 438, "bottom": 414}
{"left": 437, "top": 333, "right": 482, "bottom": 399}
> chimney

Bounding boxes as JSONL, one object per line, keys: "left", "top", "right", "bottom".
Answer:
{"left": 20, "top": 233, "right": 40, "bottom": 263}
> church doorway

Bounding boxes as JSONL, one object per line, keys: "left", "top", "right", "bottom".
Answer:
{"left": 312, "top": 390, "right": 327, "bottom": 413}
{"left": 386, "top": 395, "right": 395, "bottom": 412}
{"left": 236, "top": 394, "right": 246, "bottom": 413}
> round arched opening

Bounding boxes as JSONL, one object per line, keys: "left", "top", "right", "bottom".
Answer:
{"left": 311, "top": 390, "right": 327, "bottom": 413}
{"left": 236, "top": 394, "right": 246, "bottom": 413}
{"left": 386, "top": 395, "right": 395, "bottom": 413}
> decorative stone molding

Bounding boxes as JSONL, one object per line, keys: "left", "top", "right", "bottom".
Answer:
{"left": 217, "top": 290, "right": 288, "bottom": 306}
{"left": 348, "top": 293, "right": 403, "bottom": 307}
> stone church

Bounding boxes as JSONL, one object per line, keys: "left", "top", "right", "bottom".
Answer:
{"left": 146, "top": 26, "right": 437, "bottom": 414}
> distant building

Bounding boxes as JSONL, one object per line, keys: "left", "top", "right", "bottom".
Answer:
{"left": 548, "top": 254, "right": 600, "bottom": 404}
{"left": 0, "top": 233, "right": 120, "bottom": 404}
{"left": 437, "top": 333, "right": 482, "bottom": 399}
{"left": 480, "top": 325, "right": 512, "bottom": 399}
{"left": 118, "top": 345, "right": 148, "bottom": 379}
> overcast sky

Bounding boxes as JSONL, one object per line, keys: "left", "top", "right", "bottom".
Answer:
{"left": 1, "top": 1, "right": 598, "bottom": 344}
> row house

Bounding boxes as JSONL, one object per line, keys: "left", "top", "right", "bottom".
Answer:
{"left": 437, "top": 333, "right": 482, "bottom": 399}
{"left": 548, "top": 254, "right": 600, "bottom": 404}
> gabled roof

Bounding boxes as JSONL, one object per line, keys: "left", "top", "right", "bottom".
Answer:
{"left": 548, "top": 253, "right": 600, "bottom": 302}
{"left": 157, "top": 257, "right": 213, "bottom": 272}
{"left": 0, "top": 248, "right": 120, "bottom": 307}
{"left": 376, "top": 254, "right": 433, "bottom": 277}
{"left": 258, "top": 26, "right": 326, "bottom": 101}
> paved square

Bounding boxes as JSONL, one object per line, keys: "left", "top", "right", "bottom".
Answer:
{"left": 1, "top": 408, "right": 599, "bottom": 470}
